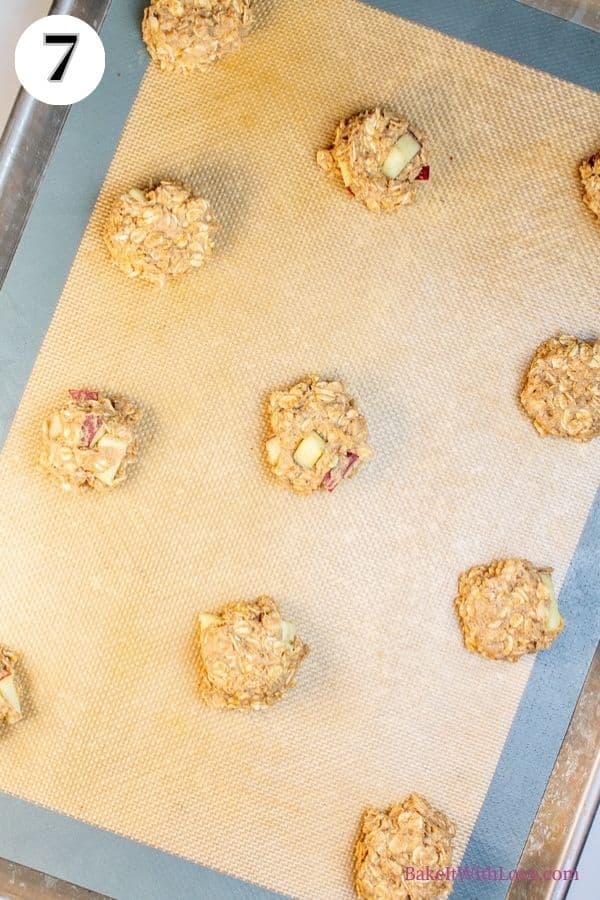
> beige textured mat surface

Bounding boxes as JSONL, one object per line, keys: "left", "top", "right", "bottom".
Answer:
{"left": 1, "top": 1, "right": 599, "bottom": 897}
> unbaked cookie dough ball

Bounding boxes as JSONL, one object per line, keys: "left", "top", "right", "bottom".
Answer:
{"left": 104, "top": 181, "right": 217, "bottom": 287}
{"left": 265, "top": 376, "right": 372, "bottom": 496}
{"left": 354, "top": 793, "right": 455, "bottom": 900}
{"left": 142, "top": 0, "right": 253, "bottom": 74}
{"left": 0, "top": 646, "right": 23, "bottom": 727}
{"left": 455, "top": 558, "right": 563, "bottom": 662}
{"left": 197, "top": 596, "right": 308, "bottom": 709}
{"left": 580, "top": 150, "right": 600, "bottom": 222}
{"left": 520, "top": 335, "right": 600, "bottom": 442}
{"left": 39, "top": 390, "right": 140, "bottom": 492}
{"left": 317, "top": 108, "right": 429, "bottom": 212}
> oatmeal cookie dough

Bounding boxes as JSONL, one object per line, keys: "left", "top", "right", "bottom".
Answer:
{"left": 265, "top": 376, "right": 372, "bottom": 496}
{"left": 317, "top": 108, "right": 429, "bottom": 213}
{"left": 39, "top": 390, "right": 140, "bottom": 492}
{"left": 104, "top": 181, "right": 217, "bottom": 287}
{"left": 142, "top": 0, "right": 253, "bottom": 74}
{"left": 197, "top": 596, "right": 308, "bottom": 709}
{"left": 520, "top": 335, "right": 600, "bottom": 442}
{"left": 580, "top": 150, "right": 600, "bottom": 222}
{"left": 354, "top": 793, "right": 455, "bottom": 900}
{"left": 455, "top": 558, "right": 564, "bottom": 662}
{"left": 0, "top": 646, "right": 23, "bottom": 726}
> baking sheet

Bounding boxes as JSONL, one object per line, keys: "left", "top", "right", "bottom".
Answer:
{"left": 518, "top": 0, "right": 600, "bottom": 32}
{"left": 0, "top": 1, "right": 599, "bottom": 898}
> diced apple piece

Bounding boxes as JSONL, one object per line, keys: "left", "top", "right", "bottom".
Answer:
{"left": 546, "top": 598, "right": 563, "bottom": 633}
{"left": 265, "top": 436, "right": 281, "bottom": 466}
{"left": 96, "top": 461, "right": 122, "bottom": 486}
{"left": 322, "top": 451, "right": 359, "bottom": 492}
{"left": 280, "top": 620, "right": 296, "bottom": 645}
{"left": 381, "top": 132, "right": 421, "bottom": 180}
{"left": 69, "top": 389, "right": 98, "bottom": 401}
{"left": 48, "top": 413, "right": 63, "bottom": 440}
{"left": 541, "top": 573, "right": 563, "bottom": 632}
{"left": 97, "top": 434, "right": 127, "bottom": 451}
{"left": 96, "top": 434, "right": 128, "bottom": 485}
{"left": 199, "top": 613, "right": 221, "bottom": 631}
{"left": 321, "top": 470, "right": 337, "bottom": 491}
{"left": 81, "top": 414, "right": 105, "bottom": 448}
{"left": 293, "top": 432, "right": 326, "bottom": 469}
{"left": 0, "top": 673, "right": 21, "bottom": 716}
{"left": 97, "top": 434, "right": 128, "bottom": 461}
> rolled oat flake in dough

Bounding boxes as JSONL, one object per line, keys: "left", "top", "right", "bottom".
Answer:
{"left": 39, "top": 390, "right": 140, "bottom": 492}
{"left": 265, "top": 376, "right": 373, "bottom": 496}
{"left": 197, "top": 596, "right": 309, "bottom": 709}
{"left": 104, "top": 181, "right": 217, "bottom": 287}
{"left": 520, "top": 335, "right": 600, "bottom": 441}
{"left": 354, "top": 793, "right": 455, "bottom": 900}
{"left": 317, "top": 108, "right": 429, "bottom": 212}
{"left": 454, "top": 558, "right": 564, "bottom": 662}
{"left": 0, "top": 646, "right": 23, "bottom": 726}
{"left": 580, "top": 150, "right": 600, "bottom": 223}
{"left": 142, "top": 0, "right": 253, "bottom": 74}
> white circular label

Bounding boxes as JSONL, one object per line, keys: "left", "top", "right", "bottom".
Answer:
{"left": 15, "top": 15, "right": 105, "bottom": 106}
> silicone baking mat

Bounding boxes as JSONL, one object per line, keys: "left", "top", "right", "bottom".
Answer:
{"left": 0, "top": 1, "right": 599, "bottom": 898}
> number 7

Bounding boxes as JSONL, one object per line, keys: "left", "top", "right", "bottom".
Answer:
{"left": 44, "top": 33, "right": 79, "bottom": 82}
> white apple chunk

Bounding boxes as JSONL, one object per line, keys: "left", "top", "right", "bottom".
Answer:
{"left": 96, "top": 461, "right": 123, "bottom": 486}
{"left": 541, "top": 573, "right": 563, "bottom": 632}
{"left": 96, "top": 434, "right": 128, "bottom": 486}
{"left": 199, "top": 613, "right": 221, "bottom": 631}
{"left": 0, "top": 673, "right": 21, "bottom": 717}
{"left": 280, "top": 620, "right": 296, "bottom": 645}
{"left": 48, "top": 413, "right": 63, "bottom": 440}
{"left": 293, "top": 432, "right": 326, "bottom": 469}
{"left": 265, "top": 436, "right": 281, "bottom": 466}
{"left": 97, "top": 434, "right": 128, "bottom": 460}
{"left": 381, "top": 132, "right": 421, "bottom": 180}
